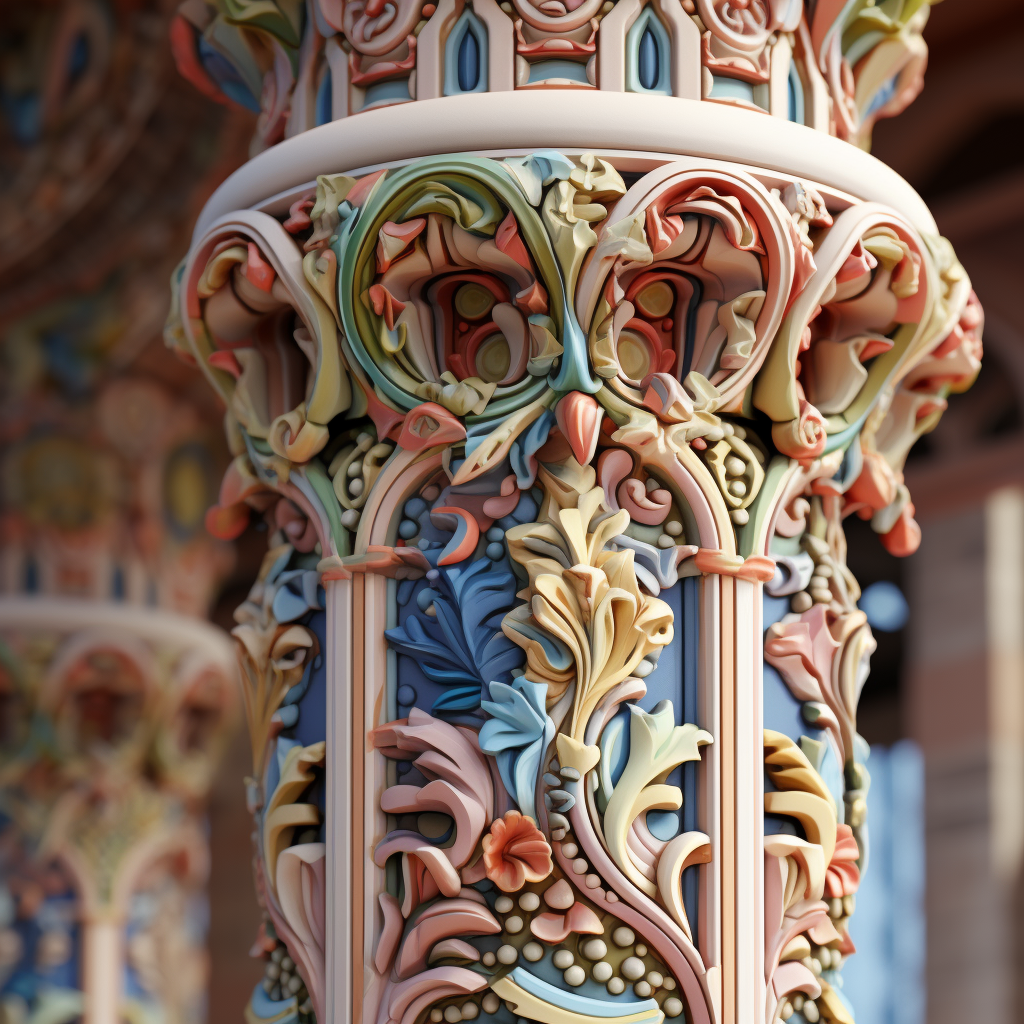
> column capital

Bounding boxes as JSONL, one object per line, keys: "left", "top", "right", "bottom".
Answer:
{"left": 168, "top": 6, "right": 981, "bottom": 1022}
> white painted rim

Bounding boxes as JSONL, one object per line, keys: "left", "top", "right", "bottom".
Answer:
{"left": 0, "top": 596, "right": 237, "bottom": 671}
{"left": 193, "top": 91, "right": 937, "bottom": 242}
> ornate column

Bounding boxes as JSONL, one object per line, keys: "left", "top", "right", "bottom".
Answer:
{"left": 168, "top": 2, "right": 982, "bottom": 1023}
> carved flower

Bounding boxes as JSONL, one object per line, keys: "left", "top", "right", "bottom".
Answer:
{"left": 481, "top": 810, "right": 552, "bottom": 892}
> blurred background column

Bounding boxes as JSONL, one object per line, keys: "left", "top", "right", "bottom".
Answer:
{"left": 0, "top": 1, "right": 260, "bottom": 1020}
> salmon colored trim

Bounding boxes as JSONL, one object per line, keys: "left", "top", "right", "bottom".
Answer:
{"left": 696, "top": 549, "right": 776, "bottom": 582}
{"left": 319, "top": 545, "right": 431, "bottom": 580}
{"left": 719, "top": 576, "right": 735, "bottom": 1024}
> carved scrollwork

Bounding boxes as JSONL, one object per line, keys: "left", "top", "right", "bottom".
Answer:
{"left": 510, "top": 0, "right": 606, "bottom": 35}
{"left": 580, "top": 166, "right": 798, "bottom": 414}
{"left": 172, "top": 148, "right": 979, "bottom": 1024}
{"left": 811, "top": 0, "right": 933, "bottom": 147}
{"left": 754, "top": 205, "right": 935, "bottom": 464}
{"left": 172, "top": 0, "right": 938, "bottom": 147}
{"left": 344, "top": 0, "right": 426, "bottom": 56}
{"left": 229, "top": 538, "right": 328, "bottom": 1024}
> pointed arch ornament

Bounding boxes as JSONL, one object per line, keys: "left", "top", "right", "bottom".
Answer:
{"left": 168, "top": 4, "right": 982, "bottom": 1021}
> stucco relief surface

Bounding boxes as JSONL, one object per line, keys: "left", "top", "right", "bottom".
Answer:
{"left": 169, "top": 147, "right": 980, "bottom": 1024}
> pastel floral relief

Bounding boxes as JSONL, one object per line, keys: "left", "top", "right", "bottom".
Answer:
{"left": 482, "top": 811, "right": 554, "bottom": 891}
{"left": 170, "top": 139, "right": 978, "bottom": 1024}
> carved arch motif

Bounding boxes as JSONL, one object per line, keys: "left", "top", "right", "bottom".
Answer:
{"left": 172, "top": 0, "right": 938, "bottom": 147}
{"left": 173, "top": 147, "right": 978, "bottom": 1024}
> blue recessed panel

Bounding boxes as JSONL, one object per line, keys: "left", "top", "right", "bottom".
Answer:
{"left": 444, "top": 10, "right": 489, "bottom": 95}
{"left": 626, "top": 9, "right": 671, "bottom": 95}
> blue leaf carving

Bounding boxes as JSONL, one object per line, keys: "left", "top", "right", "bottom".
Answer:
{"left": 510, "top": 409, "right": 556, "bottom": 489}
{"left": 385, "top": 558, "right": 522, "bottom": 714}
{"left": 479, "top": 677, "right": 553, "bottom": 820}
{"left": 271, "top": 569, "right": 323, "bottom": 622}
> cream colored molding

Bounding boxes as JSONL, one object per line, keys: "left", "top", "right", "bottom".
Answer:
{"left": 190, "top": 94, "right": 938, "bottom": 243}
{"left": 985, "top": 488, "right": 1024, "bottom": 884}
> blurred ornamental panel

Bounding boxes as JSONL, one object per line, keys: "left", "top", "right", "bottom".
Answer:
{"left": 0, "top": 1, "right": 255, "bottom": 1023}
{"left": 0, "top": 598, "right": 237, "bottom": 1024}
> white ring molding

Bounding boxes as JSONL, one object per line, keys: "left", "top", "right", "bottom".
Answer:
{"left": 0, "top": 596, "right": 237, "bottom": 671}
{"left": 192, "top": 91, "right": 937, "bottom": 242}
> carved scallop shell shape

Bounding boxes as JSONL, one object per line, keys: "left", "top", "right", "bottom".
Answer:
{"left": 578, "top": 164, "right": 796, "bottom": 415}
{"left": 510, "top": 0, "right": 606, "bottom": 33}
{"left": 337, "top": 155, "right": 593, "bottom": 422}
{"left": 182, "top": 211, "right": 354, "bottom": 470}
{"left": 753, "top": 205, "right": 933, "bottom": 460}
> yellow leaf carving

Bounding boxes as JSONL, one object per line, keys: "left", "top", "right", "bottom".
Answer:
{"left": 263, "top": 741, "right": 325, "bottom": 895}
{"left": 764, "top": 730, "right": 837, "bottom": 864}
